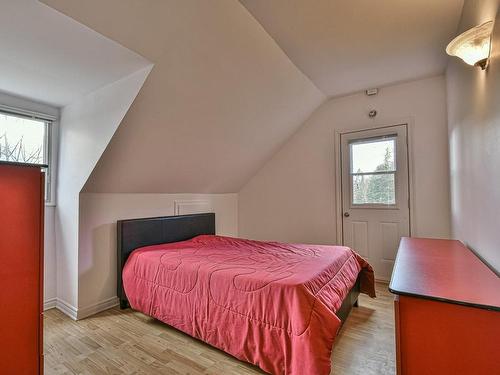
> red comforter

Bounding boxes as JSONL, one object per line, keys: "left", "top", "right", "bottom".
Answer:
{"left": 123, "top": 235, "right": 375, "bottom": 375}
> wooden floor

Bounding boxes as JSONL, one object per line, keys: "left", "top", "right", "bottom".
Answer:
{"left": 44, "top": 282, "right": 395, "bottom": 375}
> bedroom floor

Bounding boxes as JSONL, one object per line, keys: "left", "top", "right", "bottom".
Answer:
{"left": 44, "top": 282, "right": 394, "bottom": 375}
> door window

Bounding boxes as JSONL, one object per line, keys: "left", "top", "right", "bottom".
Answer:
{"left": 350, "top": 136, "right": 396, "bottom": 205}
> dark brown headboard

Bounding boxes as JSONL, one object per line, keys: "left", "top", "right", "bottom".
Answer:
{"left": 117, "top": 212, "right": 215, "bottom": 308}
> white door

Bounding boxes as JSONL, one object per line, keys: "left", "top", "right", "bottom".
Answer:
{"left": 340, "top": 124, "right": 410, "bottom": 281}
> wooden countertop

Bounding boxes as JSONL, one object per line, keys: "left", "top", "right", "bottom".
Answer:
{"left": 389, "top": 237, "right": 500, "bottom": 311}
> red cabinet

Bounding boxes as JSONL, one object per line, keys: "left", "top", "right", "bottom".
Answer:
{"left": 390, "top": 238, "right": 500, "bottom": 375}
{"left": 0, "top": 163, "right": 44, "bottom": 375}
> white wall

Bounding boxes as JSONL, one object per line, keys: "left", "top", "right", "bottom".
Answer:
{"left": 44, "top": 207, "right": 57, "bottom": 305}
{"left": 0, "top": 91, "right": 59, "bottom": 307}
{"left": 447, "top": 0, "right": 500, "bottom": 272}
{"left": 239, "top": 76, "right": 451, "bottom": 245}
{"left": 77, "top": 193, "right": 238, "bottom": 319}
{"left": 55, "top": 66, "right": 152, "bottom": 316}
{"left": 44, "top": 0, "right": 324, "bottom": 195}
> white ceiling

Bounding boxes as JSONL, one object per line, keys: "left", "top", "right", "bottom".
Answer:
{"left": 18, "top": 0, "right": 466, "bottom": 194}
{"left": 0, "top": 0, "right": 150, "bottom": 107}
{"left": 41, "top": 0, "right": 324, "bottom": 193}
{"left": 240, "top": 0, "right": 464, "bottom": 97}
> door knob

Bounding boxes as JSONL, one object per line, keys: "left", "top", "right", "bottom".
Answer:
{"left": 344, "top": 212, "right": 350, "bottom": 217}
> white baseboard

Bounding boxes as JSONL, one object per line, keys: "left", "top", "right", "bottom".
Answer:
{"left": 76, "top": 297, "right": 119, "bottom": 320}
{"left": 43, "top": 297, "right": 117, "bottom": 321}
{"left": 43, "top": 297, "right": 57, "bottom": 311}
{"left": 56, "top": 298, "right": 78, "bottom": 320}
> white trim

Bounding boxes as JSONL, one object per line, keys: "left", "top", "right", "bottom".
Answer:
{"left": 76, "top": 297, "right": 119, "bottom": 320}
{"left": 174, "top": 200, "right": 211, "bottom": 216}
{"left": 55, "top": 298, "right": 78, "bottom": 321}
{"left": 0, "top": 103, "right": 57, "bottom": 122}
{"left": 44, "top": 297, "right": 119, "bottom": 320}
{"left": 46, "top": 119, "right": 58, "bottom": 206}
{"left": 0, "top": 107, "right": 58, "bottom": 205}
{"left": 334, "top": 131, "right": 343, "bottom": 244}
{"left": 43, "top": 297, "right": 57, "bottom": 311}
{"left": 405, "top": 118, "right": 417, "bottom": 237}
{"left": 334, "top": 120, "right": 416, "bottom": 245}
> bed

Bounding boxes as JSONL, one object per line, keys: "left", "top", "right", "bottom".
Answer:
{"left": 117, "top": 213, "right": 375, "bottom": 375}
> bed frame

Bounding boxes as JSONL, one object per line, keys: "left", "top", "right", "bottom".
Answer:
{"left": 116, "top": 212, "right": 359, "bottom": 322}
{"left": 117, "top": 213, "right": 216, "bottom": 309}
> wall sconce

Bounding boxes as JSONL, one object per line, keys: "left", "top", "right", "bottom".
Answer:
{"left": 446, "top": 21, "right": 494, "bottom": 70}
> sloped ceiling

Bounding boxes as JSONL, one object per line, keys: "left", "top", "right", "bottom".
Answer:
{"left": 0, "top": 0, "right": 149, "bottom": 107}
{"left": 41, "top": 0, "right": 325, "bottom": 193}
{"left": 240, "top": 0, "right": 464, "bottom": 97}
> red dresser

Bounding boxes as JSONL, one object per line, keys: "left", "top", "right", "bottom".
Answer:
{"left": 0, "top": 163, "right": 45, "bottom": 374}
{"left": 389, "top": 238, "right": 500, "bottom": 375}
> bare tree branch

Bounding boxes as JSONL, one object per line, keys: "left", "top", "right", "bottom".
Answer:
{"left": 0, "top": 132, "right": 43, "bottom": 164}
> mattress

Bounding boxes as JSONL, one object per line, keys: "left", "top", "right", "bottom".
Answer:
{"left": 122, "top": 235, "right": 375, "bottom": 375}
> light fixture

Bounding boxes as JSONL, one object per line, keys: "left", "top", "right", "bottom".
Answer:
{"left": 446, "top": 21, "right": 494, "bottom": 70}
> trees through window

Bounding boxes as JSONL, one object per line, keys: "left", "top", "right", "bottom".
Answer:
{"left": 351, "top": 137, "right": 396, "bottom": 205}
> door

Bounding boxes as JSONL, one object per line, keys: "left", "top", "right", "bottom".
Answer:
{"left": 340, "top": 124, "right": 410, "bottom": 280}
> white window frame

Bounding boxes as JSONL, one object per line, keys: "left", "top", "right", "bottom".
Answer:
{"left": 349, "top": 135, "right": 398, "bottom": 208}
{"left": 0, "top": 104, "right": 58, "bottom": 205}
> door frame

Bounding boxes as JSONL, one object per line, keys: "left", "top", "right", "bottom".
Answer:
{"left": 334, "top": 121, "right": 415, "bottom": 246}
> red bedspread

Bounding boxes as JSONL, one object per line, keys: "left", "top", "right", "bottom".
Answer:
{"left": 123, "top": 235, "right": 375, "bottom": 375}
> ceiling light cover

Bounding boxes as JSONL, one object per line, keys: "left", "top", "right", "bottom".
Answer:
{"left": 446, "top": 21, "right": 494, "bottom": 69}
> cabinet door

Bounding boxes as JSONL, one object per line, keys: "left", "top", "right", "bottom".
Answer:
{"left": 0, "top": 165, "right": 43, "bottom": 374}
{"left": 397, "top": 295, "right": 500, "bottom": 374}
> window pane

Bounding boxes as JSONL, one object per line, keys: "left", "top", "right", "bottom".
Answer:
{"left": 0, "top": 113, "right": 46, "bottom": 165}
{"left": 351, "top": 138, "right": 396, "bottom": 173}
{"left": 352, "top": 173, "right": 395, "bottom": 205}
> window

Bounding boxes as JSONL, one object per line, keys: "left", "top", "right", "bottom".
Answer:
{"left": 0, "top": 110, "right": 52, "bottom": 201}
{"left": 350, "top": 136, "right": 396, "bottom": 205}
